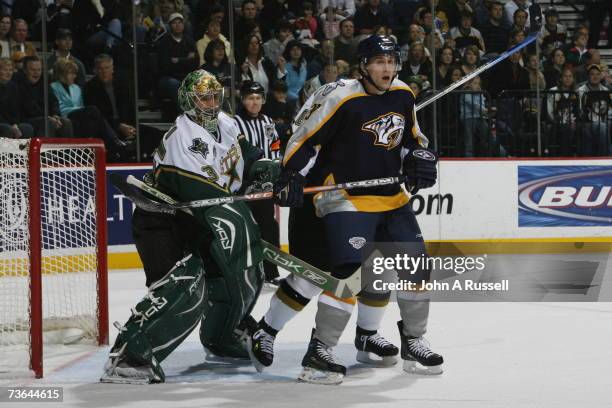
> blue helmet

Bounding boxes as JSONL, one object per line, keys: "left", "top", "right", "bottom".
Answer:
{"left": 357, "top": 35, "right": 401, "bottom": 66}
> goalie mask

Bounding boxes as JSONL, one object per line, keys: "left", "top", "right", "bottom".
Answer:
{"left": 179, "top": 70, "right": 224, "bottom": 133}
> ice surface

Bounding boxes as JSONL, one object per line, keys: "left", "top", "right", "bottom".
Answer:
{"left": 2, "top": 268, "right": 611, "bottom": 408}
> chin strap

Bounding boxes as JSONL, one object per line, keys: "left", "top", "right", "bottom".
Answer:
{"left": 359, "top": 64, "right": 398, "bottom": 94}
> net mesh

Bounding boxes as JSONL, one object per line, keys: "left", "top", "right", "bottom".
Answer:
{"left": 0, "top": 138, "right": 101, "bottom": 377}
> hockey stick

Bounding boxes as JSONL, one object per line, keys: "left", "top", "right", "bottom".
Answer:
{"left": 110, "top": 174, "right": 361, "bottom": 297}
{"left": 118, "top": 174, "right": 405, "bottom": 212}
{"left": 415, "top": 32, "right": 539, "bottom": 112}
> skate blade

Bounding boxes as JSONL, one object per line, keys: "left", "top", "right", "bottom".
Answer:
{"left": 402, "top": 360, "right": 443, "bottom": 375}
{"left": 204, "top": 348, "right": 251, "bottom": 365}
{"left": 100, "top": 373, "right": 158, "bottom": 385}
{"left": 297, "top": 367, "right": 344, "bottom": 385}
{"left": 245, "top": 336, "right": 267, "bottom": 373}
{"left": 356, "top": 351, "right": 397, "bottom": 367}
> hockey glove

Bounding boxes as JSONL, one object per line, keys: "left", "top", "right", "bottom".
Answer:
{"left": 403, "top": 148, "right": 438, "bottom": 194}
{"left": 273, "top": 170, "right": 305, "bottom": 207}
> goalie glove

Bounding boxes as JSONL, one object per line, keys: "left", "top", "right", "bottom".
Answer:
{"left": 273, "top": 170, "right": 305, "bottom": 207}
{"left": 403, "top": 148, "right": 438, "bottom": 194}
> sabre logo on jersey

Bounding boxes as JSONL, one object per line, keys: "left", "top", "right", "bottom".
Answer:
{"left": 362, "top": 112, "right": 405, "bottom": 150}
{"left": 518, "top": 165, "right": 612, "bottom": 227}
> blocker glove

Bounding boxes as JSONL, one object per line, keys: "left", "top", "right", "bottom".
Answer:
{"left": 403, "top": 148, "right": 438, "bottom": 194}
{"left": 273, "top": 170, "right": 305, "bottom": 207}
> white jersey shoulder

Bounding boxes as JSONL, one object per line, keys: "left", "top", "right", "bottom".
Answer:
{"left": 154, "top": 112, "right": 245, "bottom": 192}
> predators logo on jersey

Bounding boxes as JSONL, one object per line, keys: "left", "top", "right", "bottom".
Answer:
{"left": 362, "top": 112, "right": 405, "bottom": 150}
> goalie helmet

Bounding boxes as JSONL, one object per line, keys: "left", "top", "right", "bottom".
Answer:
{"left": 178, "top": 69, "right": 224, "bottom": 133}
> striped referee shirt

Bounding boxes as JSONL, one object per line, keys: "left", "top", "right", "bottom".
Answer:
{"left": 234, "top": 112, "right": 280, "bottom": 160}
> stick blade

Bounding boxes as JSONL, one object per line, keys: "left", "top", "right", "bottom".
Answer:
{"left": 109, "top": 173, "right": 176, "bottom": 214}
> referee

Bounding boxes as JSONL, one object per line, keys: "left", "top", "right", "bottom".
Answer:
{"left": 235, "top": 81, "right": 281, "bottom": 283}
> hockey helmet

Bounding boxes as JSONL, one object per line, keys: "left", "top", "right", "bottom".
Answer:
{"left": 357, "top": 35, "right": 401, "bottom": 69}
{"left": 240, "top": 80, "right": 266, "bottom": 102}
{"left": 178, "top": 69, "right": 224, "bottom": 133}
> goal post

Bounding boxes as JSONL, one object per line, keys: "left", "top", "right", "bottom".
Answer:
{"left": 0, "top": 138, "right": 109, "bottom": 379}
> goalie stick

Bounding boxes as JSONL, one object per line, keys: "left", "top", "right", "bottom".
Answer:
{"left": 114, "top": 174, "right": 406, "bottom": 213}
{"left": 110, "top": 173, "right": 361, "bottom": 297}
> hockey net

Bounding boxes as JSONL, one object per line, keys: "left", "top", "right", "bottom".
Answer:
{"left": 0, "top": 138, "right": 108, "bottom": 378}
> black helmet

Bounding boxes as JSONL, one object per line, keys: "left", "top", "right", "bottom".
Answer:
{"left": 240, "top": 80, "right": 265, "bottom": 98}
{"left": 357, "top": 35, "right": 401, "bottom": 66}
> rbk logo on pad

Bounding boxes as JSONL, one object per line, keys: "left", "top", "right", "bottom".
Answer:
{"left": 412, "top": 149, "right": 436, "bottom": 161}
{"left": 362, "top": 112, "right": 405, "bottom": 150}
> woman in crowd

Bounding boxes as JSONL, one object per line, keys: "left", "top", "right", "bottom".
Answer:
{"left": 435, "top": 45, "right": 457, "bottom": 87}
{"left": 281, "top": 40, "right": 307, "bottom": 102}
{"left": 546, "top": 67, "right": 579, "bottom": 156}
{"left": 543, "top": 48, "right": 566, "bottom": 90}
{"left": 201, "top": 38, "right": 231, "bottom": 87}
{"left": 239, "top": 34, "right": 282, "bottom": 94}
{"left": 461, "top": 45, "right": 480, "bottom": 76}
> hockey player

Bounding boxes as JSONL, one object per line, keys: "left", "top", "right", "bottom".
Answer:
{"left": 101, "top": 70, "right": 279, "bottom": 383}
{"left": 248, "top": 35, "right": 444, "bottom": 384}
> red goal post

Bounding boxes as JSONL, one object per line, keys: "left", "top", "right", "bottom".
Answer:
{"left": 0, "top": 138, "right": 109, "bottom": 379}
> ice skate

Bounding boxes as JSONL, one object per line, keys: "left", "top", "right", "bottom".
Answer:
{"left": 355, "top": 327, "right": 399, "bottom": 367}
{"left": 298, "top": 332, "right": 346, "bottom": 385}
{"left": 398, "top": 321, "right": 443, "bottom": 375}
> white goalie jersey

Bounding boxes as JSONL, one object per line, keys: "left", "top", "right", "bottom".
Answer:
{"left": 153, "top": 111, "right": 246, "bottom": 196}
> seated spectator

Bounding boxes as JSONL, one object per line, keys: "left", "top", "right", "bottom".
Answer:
{"left": 334, "top": 18, "right": 358, "bottom": 65}
{"left": 504, "top": 0, "right": 534, "bottom": 29}
{"left": 543, "top": 48, "right": 566, "bottom": 90}
{"left": 460, "top": 45, "right": 480, "bottom": 76}
{"left": 435, "top": 45, "right": 457, "bottom": 87}
{"left": 50, "top": 59, "right": 130, "bottom": 157}
{"left": 13, "top": 56, "right": 72, "bottom": 138}
{"left": 480, "top": 1, "right": 511, "bottom": 56}
{"left": 71, "top": 0, "right": 125, "bottom": 60}
{"left": 260, "top": 0, "right": 293, "bottom": 41}
{"left": 9, "top": 19, "right": 36, "bottom": 68}
{"left": 539, "top": 7, "right": 566, "bottom": 58}
{"left": 449, "top": 10, "right": 485, "bottom": 55}
{"left": 511, "top": 9, "right": 529, "bottom": 37}
{"left": 508, "top": 27, "right": 527, "bottom": 49}
{"left": 320, "top": 6, "right": 343, "bottom": 40}
{"left": 525, "top": 53, "right": 546, "bottom": 90}
{"left": 575, "top": 50, "right": 601, "bottom": 85}
{"left": 486, "top": 51, "right": 529, "bottom": 98}
{"left": 353, "top": 0, "right": 394, "bottom": 37}
{"left": 263, "top": 21, "right": 292, "bottom": 66}
{"left": 348, "top": 64, "right": 361, "bottom": 79}
{"left": 146, "top": 0, "right": 193, "bottom": 38}
{"left": 565, "top": 31, "right": 589, "bottom": 68}
{"left": 300, "top": 62, "right": 339, "bottom": 107}
{"left": 84, "top": 54, "right": 136, "bottom": 142}
{"left": 546, "top": 67, "right": 579, "bottom": 156}
{"left": 445, "top": 0, "right": 474, "bottom": 29}
{"left": 196, "top": 19, "right": 231, "bottom": 66}
{"left": 335, "top": 59, "right": 349, "bottom": 77}
{"left": 0, "top": 15, "right": 11, "bottom": 58}
{"left": 459, "top": 76, "right": 493, "bottom": 156}
{"left": 201, "top": 39, "right": 231, "bottom": 87}
{"left": 47, "top": 29, "right": 87, "bottom": 88}
{"left": 263, "top": 80, "right": 296, "bottom": 148}
{"left": 307, "top": 39, "right": 334, "bottom": 80}
{"left": 156, "top": 13, "right": 198, "bottom": 105}
{"left": 239, "top": 34, "right": 283, "bottom": 95}
{"left": 293, "top": 2, "right": 318, "bottom": 42}
{"left": 0, "top": 58, "right": 33, "bottom": 138}
{"left": 319, "top": 0, "right": 356, "bottom": 19}
{"left": 235, "top": 0, "right": 259, "bottom": 43}
{"left": 422, "top": 0, "right": 449, "bottom": 34}
{"left": 399, "top": 42, "right": 432, "bottom": 85}
{"left": 449, "top": 65, "right": 464, "bottom": 83}
{"left": 374, "top": 25, "right": 397, "bottom": 44}
{"left": 281, "top": 40, "right": 308, "bottom": 102}
{"left": 414, "top": 8, "right": 444, "bottom": 46}
{"left": 577, "top": 64, "right": 611, "bottom": 156}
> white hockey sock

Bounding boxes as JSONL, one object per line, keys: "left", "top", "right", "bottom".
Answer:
{"left": 264, "top": 294, "right": 300, "bottom": 333}
{"left": 356, "top": 301, "right": 387, "bottom": 332}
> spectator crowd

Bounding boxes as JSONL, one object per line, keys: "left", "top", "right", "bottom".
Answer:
{"left": 0, "top": 0, "right": 611, "bottom": 158}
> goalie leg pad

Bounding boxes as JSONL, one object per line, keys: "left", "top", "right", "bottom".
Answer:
{"left": 199, "top": 202, "right": 265, "bottom": 359}
{"left": 100, "top": 254, "right": 206, "bottom": 384}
